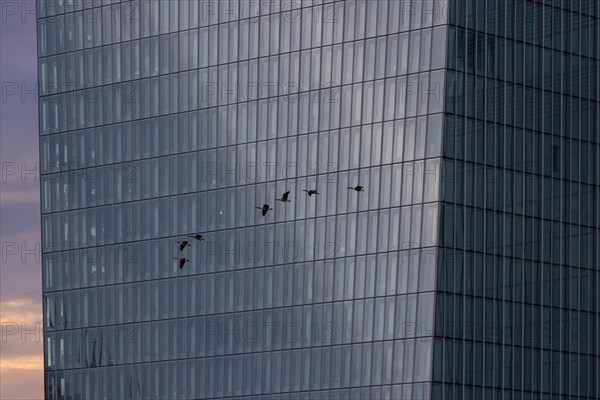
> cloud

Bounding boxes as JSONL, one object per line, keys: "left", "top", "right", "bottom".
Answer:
{"left": 0, "top": 263, "right": 42, "bottom": 306}
{"left": 0, "top": 3, "right": 39, "bottom": 167}
{"left": 0, "top": 355, "right": 43, "bottom": 370}
{"left": 0, "top": 186, "right": 39, "bottom": 205}
{"left": 0, "top": 369, "right": 43, "bottom": 400}
{"left": 0, "top": 297, "right": 42, "bottom": 324}
{"left": 0, "top": 296, "right": 44, "bottom": 399}
{"left": 0, "top": 4, "right": 44, "bottom": 398}
{"left": 0, "top": 208, "right": 40, "bottom": 249}
{"left": 0, "top": 297, "right": 43, "bottom": 354}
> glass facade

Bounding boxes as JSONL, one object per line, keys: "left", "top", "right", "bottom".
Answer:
{"left": 38, "top": 1, "right": 447, "bottom": 398}
{"left": 38, "top": 1, "right": 599, "bottom": 399}
{"left": 433, "top": 1, "right": 600, "bottom": 400}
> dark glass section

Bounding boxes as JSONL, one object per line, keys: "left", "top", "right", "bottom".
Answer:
{"left": 435, "top": 1, "right": 600, "bottom": 399}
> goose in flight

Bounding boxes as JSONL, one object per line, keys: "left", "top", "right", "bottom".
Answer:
{"left": 348, "top": 185, "right": 365, "bottom": 192}
{"left": 256, "top": 204, "right": 273, "bottom": 216}
{"left": 188, "top": 233, "right": 205, "bottom": 241}
{"left": 175, "top": 240, "right": 190, "bottom": 251}
{"left": 303, "top": 189, "right": 319, "bottom": 196}
{"left": 173, "top": 257, "right": 189, "bottom": 269}
{"left": 276, "top": 191, "right": 291, "bottom": 203}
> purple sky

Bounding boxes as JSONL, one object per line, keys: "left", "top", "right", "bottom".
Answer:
{"left": 0, "top": 1, "right": 43, "bottom": 398}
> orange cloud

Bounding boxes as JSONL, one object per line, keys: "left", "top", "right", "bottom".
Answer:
{"left": 0, "top": 355, "right": 43, "bottom": 370}
{"left": 0, "top": 369, "right": 43, "bottom": 400}
{"left": 0, "top": 297, "right": 42, "bottom": 325}
{"left": 0, "top": 297, "right": 44, "bottom": 399}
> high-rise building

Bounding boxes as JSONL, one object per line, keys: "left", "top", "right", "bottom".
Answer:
{"left": 37, "top": 1, "right": 598, "bottom": 399}
{"left": 434, "top": 2, "right": 599, "bottom": 399}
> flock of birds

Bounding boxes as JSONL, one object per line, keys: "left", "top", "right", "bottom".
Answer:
{"left": 172, "top": 233, "right": 205, "bottom": 269}
{"left": 173, "top": 185, "right": 365, "bottom": 269}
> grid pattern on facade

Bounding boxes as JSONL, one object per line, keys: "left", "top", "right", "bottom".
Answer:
{"left": 433, "top": 1, "right": 600, "bottom": 399}
{"left": 39, "top": 1, "right": 449, "bottom": 399}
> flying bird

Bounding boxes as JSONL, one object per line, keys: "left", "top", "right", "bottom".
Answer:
{"left": 175, "top": 240, "right": 190, "bottom": 251}
{"left": 303, "top": 189, "right": 319, "bottom": 196}
{"left": 276, "top": 191, "right": 291, "bottom": 202}
{"left": 256, "top": 204, "right": 273, "bottom": 216}
{"left": 348, "top": 185, "right": 365, "bottom": 192}
{"left": 173, "top": 257, "right": 189, "bottom": 269}
{"left": 188, "top": 233, "right": 205, "bottom": 241}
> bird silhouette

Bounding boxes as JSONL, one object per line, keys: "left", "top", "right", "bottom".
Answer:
{"left": 175, "top": 240, "right": 190, "bottom": 251}
{"left": 348, "top": 185, "right": 364, "bottom": 192}
{"left": 188, "top": 233, "right": 204, "bottom": 241}
{"left": 303, "top": 189, "right": 319, "bottom": 196}
{"left": 256, "top": 204, "right": 273, "bottom": 216}
{"left": 276, "top": 191, "right": 291, "bottom": 202}
{"left": 173, "top": 257, "right": 189, "bottom": 269}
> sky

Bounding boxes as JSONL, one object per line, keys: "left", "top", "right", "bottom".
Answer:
{"left": 0, "top": 1, "right": 44, "bottom": 398}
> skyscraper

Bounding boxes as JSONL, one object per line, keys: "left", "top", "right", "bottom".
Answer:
{"left": 37, "top": 1, "right": 598, "bottom": 399}
{"left": 434, "top": 1, "right": 599, "bottom": 399}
